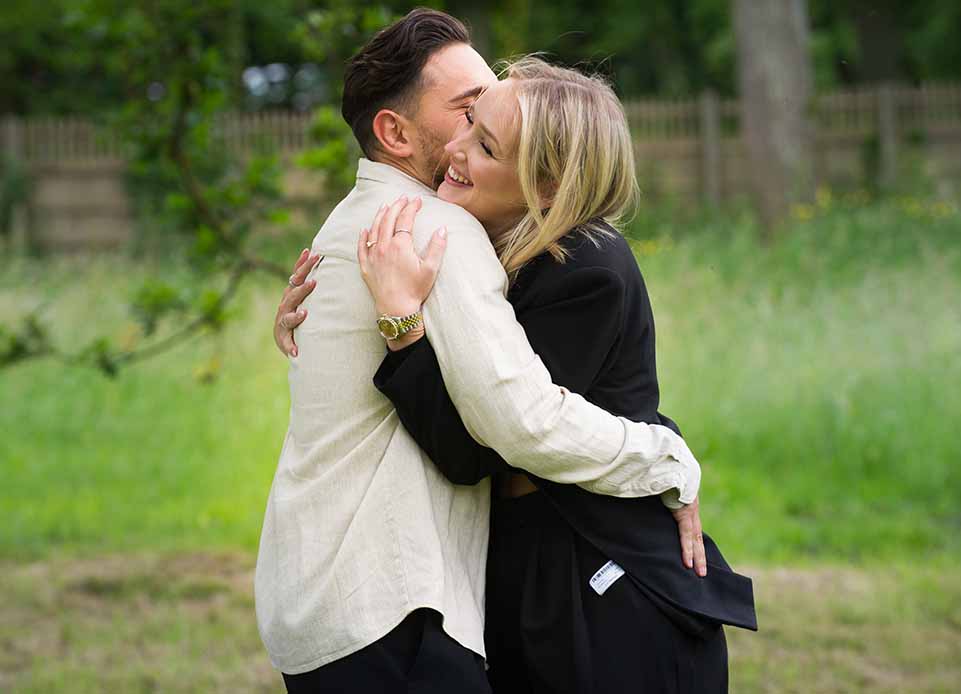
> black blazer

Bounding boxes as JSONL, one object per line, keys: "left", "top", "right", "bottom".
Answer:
{"left": 374, "top": 224, "right": 757, "bottom": 634}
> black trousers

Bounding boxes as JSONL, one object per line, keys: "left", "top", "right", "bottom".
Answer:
{"left": 283, "top": 608, "right": 491, "bottom": 694}
{"left": 486, "top": 492, "right": 728, "bottom": 694}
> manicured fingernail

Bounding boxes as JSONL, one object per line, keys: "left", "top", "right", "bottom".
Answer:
{"left": 439, "top": 226, "right": 447, "bottom": 238}
{"left": 309, "top": 279, "right": 316, "bottom": 287}
{"left": 298, "top": 309, "right": 306, "bottom": 317}
{"left": 292, "top": 347, "right": 298, "bottom": 357}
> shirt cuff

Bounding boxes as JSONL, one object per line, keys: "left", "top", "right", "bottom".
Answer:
{"left": 583, "top": 421, "right": 701, "bottom": 501}
{"left": 659, "top": 487, "right": 684, "bottom": 510}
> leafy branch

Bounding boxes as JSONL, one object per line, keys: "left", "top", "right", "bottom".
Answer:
{"left": 0, "top": 1, "right": 380, "bottom": 378}
{"left": 0, "top": 3, "right": 292, "bottom": 377}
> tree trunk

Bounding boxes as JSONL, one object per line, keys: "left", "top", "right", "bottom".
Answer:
{"left": 850, "top": 1, "right": 904, "bottom": 83}
{"left": 733, "top": 0, "right": 814, "bottom": 236}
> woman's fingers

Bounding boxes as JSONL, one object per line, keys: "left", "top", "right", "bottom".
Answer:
{"left": 281, "top": 278, "right": 316, "bottom": 316}
{"left": 422, "top": 226, "right": 448, "bottom": 278}
{"left": 289, "top": 252, "right": 321, "bottom": 289}
{"left": 377, "top": 195, "right": 409, "bottom": 246}
{"left": 691, "top": 500, "right": 707, "bottom": 577}
{"left": 678, "top": 512, "right": 695, "bottom": 570}
{"left": 280, "top": 309, "right": 307, "bottom": 332}
{"left": 290, "top": 248, "right": 309, "bottom": 275}
{"left": 693, "top": 535, "right": 707, "bottom": 576}
{"left": 280, "top": 311, "right": 305, "bottom": 357}
{"left": 368, "top": 204, "right": 388, "bottom": 246}
{"left": 672, "top": 498, "right": 708, "bottom": 577}
{"left": 392, "top": 197, "right": 422, "bottom": 243}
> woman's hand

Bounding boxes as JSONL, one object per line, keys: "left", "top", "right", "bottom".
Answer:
{"left": 357, "top": 194, "right": 447, "bottom": 323}
{"left": 275, "top": 248, "right": 321, "bottom": 357}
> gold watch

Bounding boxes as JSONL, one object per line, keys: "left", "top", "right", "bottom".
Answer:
{"left": 376, "top": 311, "right": 423, "bottom": 340}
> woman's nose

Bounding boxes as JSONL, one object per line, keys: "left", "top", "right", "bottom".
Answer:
{"left": 444, "top": 138, "right": 467, "bottom": 161}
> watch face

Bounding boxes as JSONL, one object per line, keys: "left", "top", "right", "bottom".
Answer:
{"left": 377, "top": 317, "right": 400, "bottom": 340}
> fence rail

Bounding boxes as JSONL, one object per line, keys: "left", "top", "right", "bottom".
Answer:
{"left": 4, "top": 82, "right": 961, "bottom": 250}
{"left": 6, "top": 82, "right": 961, "bottom": 164}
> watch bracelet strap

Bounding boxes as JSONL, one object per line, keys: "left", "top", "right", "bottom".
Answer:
{"left": 395, "top": 311, "right": 423, "bottom": 335}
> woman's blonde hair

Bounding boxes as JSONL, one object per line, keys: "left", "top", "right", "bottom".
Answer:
{"left": 493, "top": 56, "right": 640, "bottom": 278}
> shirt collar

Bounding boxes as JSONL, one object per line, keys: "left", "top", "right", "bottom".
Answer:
{"left": 355, "top": 158, "right": 438, "bottom": 198}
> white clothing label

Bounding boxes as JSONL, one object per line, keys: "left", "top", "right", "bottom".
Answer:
{"left": 589, "top": 560, "right": 626, "bottom": 595}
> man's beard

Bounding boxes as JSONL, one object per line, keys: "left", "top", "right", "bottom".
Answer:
{"left": 420, "top": 131, "right": 449, "bottom": 190}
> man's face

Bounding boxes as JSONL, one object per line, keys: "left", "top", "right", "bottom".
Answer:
{"left": 412, "top": 43, "right": 496, "bottom": 189}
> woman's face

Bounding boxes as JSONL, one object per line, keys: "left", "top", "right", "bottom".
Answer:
{"left": 437, "top": 79, "right": 528, "bottom": 238}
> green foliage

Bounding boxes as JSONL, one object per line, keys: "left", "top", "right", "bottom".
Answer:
{"left": 297, "top": 106, "right": 361, "bottom": 197}
{"left": 1, "top": 0, "right": 333, "bottom": 375}
{"left": 0, "top": 315, "right": 50, "bottom": 367}
{"left": 290, "top": 2, "right": 394, "bottom": 197}
{"left": 131, "top": 281, "right": 186, "bottom": 336}
{"left": 8, "top": 0, "right": 961, "bottom": 119}
{"left": 295, "top": 1, "right": 396, "bottom": 66}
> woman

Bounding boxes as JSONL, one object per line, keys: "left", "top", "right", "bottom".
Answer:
{"left": 362, "top": 58, "right": 755, "bottom": 692}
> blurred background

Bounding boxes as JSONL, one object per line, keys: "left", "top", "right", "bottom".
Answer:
{"left": 1, "top": 1, "right": 959, "bottom": 692}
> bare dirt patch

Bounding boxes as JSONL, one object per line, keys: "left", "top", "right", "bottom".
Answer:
{"left": 2, "top": 555, "right": 959, "bottom": 693}
{"left": 1, "top": 552, "right": 275, "bottom": 693}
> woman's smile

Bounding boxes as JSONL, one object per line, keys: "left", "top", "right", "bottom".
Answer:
{"left": 437, "top": 79, "right": 527, "bottom": 238}
{"left": 445, "top": 164, "right": 473, "bottom": 187}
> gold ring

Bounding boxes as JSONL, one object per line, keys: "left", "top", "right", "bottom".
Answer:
{"left": 366, "top": 240, "right": 377, "bottom": 248}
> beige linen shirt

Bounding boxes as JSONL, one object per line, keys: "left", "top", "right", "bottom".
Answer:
{"left": 254, "top": 159, "right": 700, "bottom": 675}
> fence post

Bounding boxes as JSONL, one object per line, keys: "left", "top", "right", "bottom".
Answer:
{"left": 699, "top": 89, "right": 721, "bottom": 206}
{"left": 2, "top": 116, "right": 29, "bottom": 252}
{"left": 878, "top": 83, "right": 898, "bottom": 191}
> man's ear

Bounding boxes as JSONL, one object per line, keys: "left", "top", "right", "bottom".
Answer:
{"left": 371, "top": 109, "right": 415, "bottom": 158}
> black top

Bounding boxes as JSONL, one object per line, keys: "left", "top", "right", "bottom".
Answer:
{"left": 374, "top": 223, "right": 757, "bottom": 633}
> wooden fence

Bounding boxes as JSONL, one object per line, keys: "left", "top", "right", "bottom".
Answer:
{"left": 4, "top": 82, "right": 961, "bottom": 250}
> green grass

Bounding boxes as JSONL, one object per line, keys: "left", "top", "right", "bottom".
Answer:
{"left": 2, "top": 554, "right": 958, "bottom": 693}
{"left": 630, "top": 197, "right": 961, "bottom": 563}
{"left": 1, "top": 272, "right": 286, "bottom": 559}
{"left": 2, "top": 196, "right": 960, "bottom": 692}
{"left": 1, "top": 196, "right": 959, "bottom": 563}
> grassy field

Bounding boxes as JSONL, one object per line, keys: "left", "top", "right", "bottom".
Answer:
{"left": 2, "top": 196, "right": 960, "bottom": 691}
{"left": 2, "top": 553, "right": 959, "bottom": 693}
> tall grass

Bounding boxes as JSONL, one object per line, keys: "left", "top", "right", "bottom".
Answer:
{"left": 2, "top": 197, "right": 959, "bottom": 564}
{"left": 631, "top": 197, "right": 961, "bottom": 562}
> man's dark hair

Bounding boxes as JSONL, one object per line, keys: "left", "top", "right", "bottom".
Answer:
{"left": 342, "top": 8, "right": 470, "bottom": 158}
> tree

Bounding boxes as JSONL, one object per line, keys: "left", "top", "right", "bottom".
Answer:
{"left": 0, "top": 0, "right": 384, "bottom": 376}
{"left": 733, "top": 0, "right": 815, "bottom": 235}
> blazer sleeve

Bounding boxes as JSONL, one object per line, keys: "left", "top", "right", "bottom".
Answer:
{"left": 375, "top": 340, "right": 510, "bottom": 484}
{"left": 374, "top": 266, "right": 628, "bottom": 486}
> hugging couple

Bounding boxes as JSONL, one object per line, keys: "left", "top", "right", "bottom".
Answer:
{"left": 256, "top": 8, "right": 756, "bottom": 694}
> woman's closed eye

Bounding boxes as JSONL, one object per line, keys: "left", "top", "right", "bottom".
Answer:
{"left": 465, "top": 107, "right": 494, "bottom": 157}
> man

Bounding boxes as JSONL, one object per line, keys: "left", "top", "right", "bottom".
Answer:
{"left": 257, "top": 9, "right": 704, "bottom": 692}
